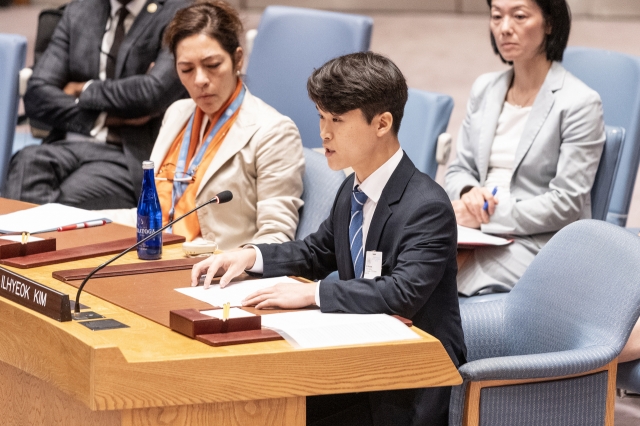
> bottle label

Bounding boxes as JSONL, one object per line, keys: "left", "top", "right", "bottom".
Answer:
{"left": 137, "top": 215, "right": 162, "bottom": 259}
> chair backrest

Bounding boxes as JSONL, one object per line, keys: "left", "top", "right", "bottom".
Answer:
{"left": 245, "top": 6, "right": 373, "bottom": 149}
{"left": 0, "top": 34, "right": 27, "bottom": 192}
{"left": 503, "top": 220, "right": 640, "bottom": 356}
{"left": 296, "top": 148, "right": 346, "bottom": 240}
{"left": 563, "top": 47, "right": 640, "bottom": 226}
{"left": 398, "top": 88, "right": 454, "bottom": 179}
{"left": 591, "top": 125, "right": 625, "bottom": 221}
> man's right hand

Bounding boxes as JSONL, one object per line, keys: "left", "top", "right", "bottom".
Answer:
{"left": 191, "top": 248, "right": 257, "bottom": 289}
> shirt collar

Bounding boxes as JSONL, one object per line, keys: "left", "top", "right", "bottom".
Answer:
{"left": 110, "top": 0, "right": 147, "bottom": 19}
{"left": 354, "top": 147, "right": 404, "bottom": 203}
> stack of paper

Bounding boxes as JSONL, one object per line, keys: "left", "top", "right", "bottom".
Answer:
{"left": 0, "top": 203, "right": 110, "bottom": 234}
{"left": 175, "top": 276, "right": 302, "bottom": 307}
{"left": 261, "top": 310, "right": 420, "bottom": 349}
{"left": 457, "top": 225, "right": 512, "bottom": 247}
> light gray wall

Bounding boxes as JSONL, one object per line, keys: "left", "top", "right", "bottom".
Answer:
{"left": 32, "top": 0, "right": 640, "bottom": 17}
{"left": 245, "top": 0, "right": 457, "bottom": 12}
{"left": 244, "top": 0, "right": 640, "bottom": 17}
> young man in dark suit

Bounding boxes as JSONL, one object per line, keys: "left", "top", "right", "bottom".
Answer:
{"left": 4, "top": 0, "right": 189, "bottom": 209}
{"left": 192, "top": 52, "right": 466, "bottom": 426}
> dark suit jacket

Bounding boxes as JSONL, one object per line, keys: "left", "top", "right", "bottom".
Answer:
{"left": 23, "top": 0, "right": 190, "bottom": 196}
{"left": 258, "top": 153, "right": 466, "bottom": 425}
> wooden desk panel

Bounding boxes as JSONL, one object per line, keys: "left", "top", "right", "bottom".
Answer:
{"left": 0, "top": 244, "right": 462, "bottom": 426}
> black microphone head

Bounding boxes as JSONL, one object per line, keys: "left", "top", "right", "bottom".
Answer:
{"left": 216, "top": 190, "right": 233, "bottom": 204}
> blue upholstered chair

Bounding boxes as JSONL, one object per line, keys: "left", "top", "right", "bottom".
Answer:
{"left": 0, "top": 34, "right": 27, "bottom": 192}
{"left": 563, "top": 47, "right": 640, "bottom": 226}
{"left": 244, "top": 6, "right": 372, "bottom": 149}
{"left": 449, "top": 220, "right": 640, "bottom": 426}
{"left": 399, "top": 88, "right": 454, "bottom": 179}
{"left": 591, "top": 126, "right": 625, "bottom": 221}
{"left": 296, "top": 148, "right": 346, "bottom": 240}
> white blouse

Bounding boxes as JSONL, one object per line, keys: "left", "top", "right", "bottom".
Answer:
{"left": 484, "top": 101, "right": 531, "bottom": 200}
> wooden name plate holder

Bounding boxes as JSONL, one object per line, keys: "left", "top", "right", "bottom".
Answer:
{"left": 0, "top": 237, "right": 56, "bottom": 259}
{"left": 52, "top": 258, "right": 201, "bottom": 282}
{"left": 0, "top": 266, "right": 71, "bottom": 322}
{"left": 170, "top": 308, "right": 281, "bottom": 347}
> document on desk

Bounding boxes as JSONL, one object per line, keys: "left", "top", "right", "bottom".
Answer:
{"left": 260, "top": 310, "right": 420, "bottom": 349}
{"left": 175, "top": 276, "right": 302, "bottom": 307}
{"left": 0, "top": 203, "right": 110, "bottom": 234}
{"left": 457, "top": 225, "right": 512, "bottom": 247}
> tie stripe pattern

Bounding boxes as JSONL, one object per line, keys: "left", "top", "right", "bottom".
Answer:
{"left": 349, "top": 185, "right": 368, "bottom": 279}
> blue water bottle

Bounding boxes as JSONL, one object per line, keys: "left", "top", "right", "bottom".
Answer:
{"left": 137, "top": 160, "right": 162, "bottom": 260}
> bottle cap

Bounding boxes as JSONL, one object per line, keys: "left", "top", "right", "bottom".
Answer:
{"left": 142, "top": 161, "right": 154, "bottom": 170}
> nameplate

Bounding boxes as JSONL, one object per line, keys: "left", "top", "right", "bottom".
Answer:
{"left": 0, "top": 267, "right": 72, "bottom": 322}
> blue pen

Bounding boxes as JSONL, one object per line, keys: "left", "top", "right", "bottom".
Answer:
{"left": 483, "top": 186, "right": 498, "bottom": 211}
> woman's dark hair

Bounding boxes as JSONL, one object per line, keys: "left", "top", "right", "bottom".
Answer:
{"left": 307, "top": 52, "right": 408, "bottom": 136}
{"left": 164, "top": 0, "right": 243, "bottom": 65}
{"left": 487, "top": 0, "right": 571, "bottom": 63}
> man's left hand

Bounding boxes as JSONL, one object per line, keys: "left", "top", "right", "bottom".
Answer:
{"left": 242, "top": 283, "right": 316, "bottom": 309}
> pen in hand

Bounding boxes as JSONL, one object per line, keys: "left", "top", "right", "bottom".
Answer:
{"left": 483, "top": 187, "right": 498, "bottom": 211}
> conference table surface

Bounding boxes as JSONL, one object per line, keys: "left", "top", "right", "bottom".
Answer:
{"left": 0, "top": 235, "right": 462, "bottom": 426}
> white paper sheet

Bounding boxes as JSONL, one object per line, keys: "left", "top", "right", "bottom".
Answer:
{"left": 457, "top": 225, "right": 512, "bottom": 247}
{"left": 260, "top": 310, "right": 420, "bottom": 349}
{"left": 0, "top": 203, "right": 111, "bottom": 234}
{"left": 175, "top": 276, "right": 301, "bottom": 307}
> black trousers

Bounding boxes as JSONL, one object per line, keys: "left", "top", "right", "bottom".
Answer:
{"left": 3, "top": 140, "right": 137, "bottom": 210}
{"left": 307, "top": 386, "right": 451, "bottom": 426}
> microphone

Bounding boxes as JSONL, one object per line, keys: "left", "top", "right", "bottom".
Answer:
{"left": 72, "top": 190, "right": 233, "bottom": 317}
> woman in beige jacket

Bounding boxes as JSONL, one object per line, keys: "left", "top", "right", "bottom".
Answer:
{"left": 99, "top": 0, "right": 304, "bottom": 250}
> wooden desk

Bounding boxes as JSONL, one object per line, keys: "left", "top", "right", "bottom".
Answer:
{"left": 0, "top": 245, "right": 462, "bottom": 426}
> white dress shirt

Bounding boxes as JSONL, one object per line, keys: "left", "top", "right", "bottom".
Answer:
{"left": 68, "top": 0, "right": 146, "bottom": 143}
{"left": 249, "top": 147, "right": 404, "bottom": 306}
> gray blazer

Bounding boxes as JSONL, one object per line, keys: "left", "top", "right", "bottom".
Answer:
{"left": 445, "top": 62, "right": 605, "bottom": 241}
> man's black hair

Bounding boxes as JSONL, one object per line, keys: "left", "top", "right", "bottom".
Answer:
{"left": 307, "top": 52, "right": 408, "bottom": 136}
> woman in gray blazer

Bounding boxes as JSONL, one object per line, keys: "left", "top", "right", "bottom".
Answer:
{"left": 445, "top": 0, "right": 605, "bottom": 296}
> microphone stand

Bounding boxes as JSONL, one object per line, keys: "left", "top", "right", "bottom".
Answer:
{"left": 73, "top": 192, "right": 231, "bottom": 317}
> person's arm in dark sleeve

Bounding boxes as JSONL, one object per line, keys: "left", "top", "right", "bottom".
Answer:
{"left": 77, "top": 46, "right": 184, "bottom": 118}
{"left": 257, "top": 179, "right": 350, "bottom": 280}
{"left": 23, "top": 4, "right": 100, "bottom": 135}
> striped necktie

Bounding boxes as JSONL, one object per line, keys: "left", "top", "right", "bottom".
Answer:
{"left": 349, "top": 185, "right": 368, "bottom": 279}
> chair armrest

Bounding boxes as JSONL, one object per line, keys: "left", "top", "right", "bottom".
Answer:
{"left": 19, "top": 67, "right": 32, "bottom": 97}
{"left": 460, "top": 299, "right": 507, "bottom": 361}
{"left": 458, "top": 345, "right": 618, "bottom": 382}
{"left": 435, "top": 133, "right": 452, "bottom": 165}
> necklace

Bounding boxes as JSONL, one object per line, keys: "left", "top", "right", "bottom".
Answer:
{"left": 508, "top": 87, "right": 537, "bottom": 108}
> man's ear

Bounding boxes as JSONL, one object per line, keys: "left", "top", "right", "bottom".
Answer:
{"left": 375, "top": 112, "right": 394, "bottom": 137}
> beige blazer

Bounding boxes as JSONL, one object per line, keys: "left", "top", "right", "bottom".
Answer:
{"left": 99, "top": 89, "right": 305, "bottom": 250}
{"left": 445, "top": 62, "right": 605, "bottom": 240}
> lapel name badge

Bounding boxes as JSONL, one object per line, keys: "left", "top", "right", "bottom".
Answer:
{"left": 363, "top": 251, "right": 383, "bottom": 279}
